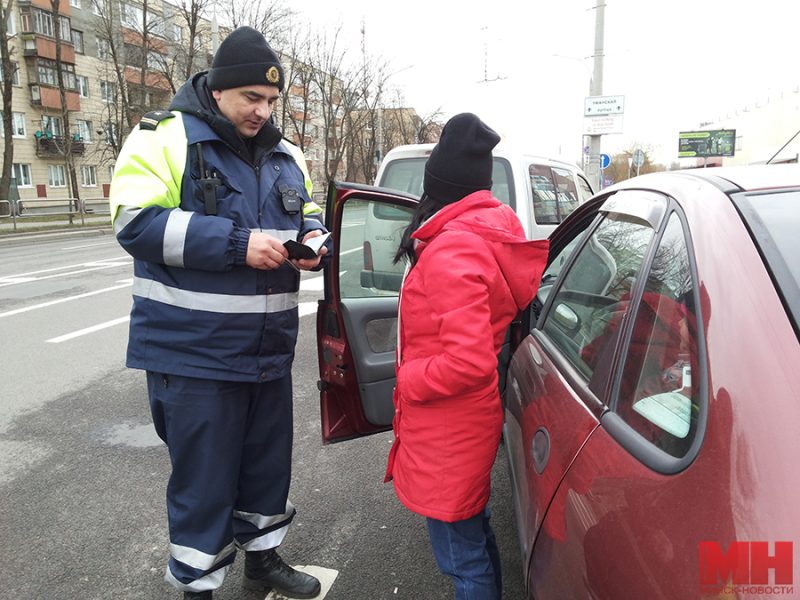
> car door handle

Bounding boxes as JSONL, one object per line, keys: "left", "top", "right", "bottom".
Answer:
{"left": 531, "top": 427, "right": 551, "bottom": 474}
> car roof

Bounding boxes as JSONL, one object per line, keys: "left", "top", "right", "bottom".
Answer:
{"left": 382, "top": 143, "right": 582, "bottom": 172}
{"left": 611, "top": 164, "right": 800, "bottom": 195}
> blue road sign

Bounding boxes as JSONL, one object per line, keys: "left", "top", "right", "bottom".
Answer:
{"left": 600, "top": 153, "right": 611, "bottom": 170}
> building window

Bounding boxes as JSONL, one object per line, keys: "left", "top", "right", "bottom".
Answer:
{"left": 42, "top": 115, "right": 64, "bottom": 137}
{"left": 71, "top": 29, "right": 84, "bottom": 53}
{"left": 59, "top": 16, "right": 71, "bottom": 40}
{"left": 147, "top": 51, "right": 163, "bottom": 70}
{"left": 100, "top": 80, "right": 117, "bottom": 103}
{"left": 81, "top": 165, "right": 97, "bottom": 187}
{"left": 7, "top": 10, "right": 16, "bottom": 36}
{"left": 0, "top": 61, "right": 20, "bottom": 86}
{"left": 172, "top": 24, "right": 182, "bottom": 42}
{"left": 12, "top": 112, "right": 26, "bottom": 137}
{"left": 96, "top": 37, "right": 111, "bottom": 60}
{"left": 121, "top": 3, "right": 144, "bottom": 30}
{"left": 13, "top": 164, "right": 33, "bottom": 187}
{"left": 48, "top": 164, "right": 67, "bottom": 188}
{"left": 103, "top": 122, "right": 119, "bottom": 145}
{"left": 32, "top": 8, "right": 54, "bottom": 37}
{"left": 91, "top": 0, "right": 103, "bottom": 16}
{"left": 75, "top": 119, "right": 92, "bottom": 142}
{"left": 108, "top": 165, "right": 115, "bottom": 180}
{"left": 37, "top": 59, "right": 57, "bottom": 86}
{"left": 70, "top": 0, "right": 81, "bottom": 7}
{"left": 77, "top": 75, "right": 89, "bottom": 98}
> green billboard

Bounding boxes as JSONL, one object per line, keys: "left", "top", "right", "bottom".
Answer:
{"left": 678, "top": 130, "right": 736, "bottom": 157}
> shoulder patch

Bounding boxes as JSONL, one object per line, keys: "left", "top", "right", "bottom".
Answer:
{"left": 139, "top": 111, "right": 175, "bottom": 131}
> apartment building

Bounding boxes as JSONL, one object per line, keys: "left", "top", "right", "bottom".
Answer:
{"left": 2, "top": 0, "right": 337, "bottom": 206}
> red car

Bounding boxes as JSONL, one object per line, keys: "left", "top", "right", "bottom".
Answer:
{"left": 316, "top": 165, "right": 800, "bottom": 598}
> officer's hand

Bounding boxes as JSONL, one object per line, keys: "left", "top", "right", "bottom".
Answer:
{"left": 246, "top": 232, "right": 289, "bottom": 270}
{"left": 292, "top": 230, "right": 329, "bottom": 271}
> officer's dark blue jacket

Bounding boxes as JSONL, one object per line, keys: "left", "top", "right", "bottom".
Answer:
{"left": 110, "top": 73, "right": 328, "bottom": 382}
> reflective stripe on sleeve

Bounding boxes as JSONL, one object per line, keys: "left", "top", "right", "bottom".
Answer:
{"left": 163, "top": 209, "right": 193, "bottom": 267}
{"left": 132, "top": 276, "right": 298, "bottom": 313}
{"left": 113, "top": 205, "right": 143, "bottom": 235}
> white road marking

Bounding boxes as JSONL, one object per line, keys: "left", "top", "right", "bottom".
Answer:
{"left": 264, "top": 565, "right": 338, "bottom": 599}
{"left": 340, "top": 247, "right": 360, "bottom": 255}
{"left": 46, "top": 316, "right": 130, "bottom": 343}
{"left": 299, "top": 302, "right": 317, "bottom": 317}
{"left": 0, "top": 256, "right": 132, "bottom": 287}
{"left": 61, "top": 241, "right": 118, "bottom": 250}
{"left": 0, "top": 281, "right": 132, "bottom": 319}
{"left": 300, "top": 276, "right": 324, "bottom": 292}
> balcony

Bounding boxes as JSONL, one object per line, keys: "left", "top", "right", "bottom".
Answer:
{"left": 35, "top": 134, "right": 86, "bottom": 158}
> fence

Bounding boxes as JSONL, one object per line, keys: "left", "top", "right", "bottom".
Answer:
{"left": 0, "top": 197, "right": 111, "bottom": 231}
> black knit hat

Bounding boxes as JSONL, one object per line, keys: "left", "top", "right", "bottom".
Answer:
{"left": 207, "top": 26, "right": 285, "bottom": 91}
{"left": 423, "top": 113, "right": 501, "bottom": 204}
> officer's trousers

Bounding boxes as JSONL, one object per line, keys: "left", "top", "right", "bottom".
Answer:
{"left": 146, "top": 371, "right": 295, "bottom": 593}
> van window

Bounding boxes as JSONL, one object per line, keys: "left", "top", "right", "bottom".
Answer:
{"left": 530, "top": 164, "right": 581, "bottom": 226}
{"left": 380, "top": 158, "right": 427, "bottom": 196}
{"left": 379, "top": 156, "right": 514, "bottom": 208}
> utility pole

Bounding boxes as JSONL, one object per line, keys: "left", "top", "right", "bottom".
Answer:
{"left": 587, "top": 0, "right": 606, "bottom": 192}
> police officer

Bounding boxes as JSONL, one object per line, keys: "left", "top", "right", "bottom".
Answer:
{"left": 110, "top": 26, "right": 327, "bottom": 600}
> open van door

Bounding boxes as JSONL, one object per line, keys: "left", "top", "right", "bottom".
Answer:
{"left": 316, "top": 182, "right": 418, "bottom": 443}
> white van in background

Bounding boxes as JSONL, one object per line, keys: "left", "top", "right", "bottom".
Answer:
{"left": 375, "top": 143, "right": 594, "bottom": 240}
{"left": 359, "top": 144, "right": 594, "bottom": 292}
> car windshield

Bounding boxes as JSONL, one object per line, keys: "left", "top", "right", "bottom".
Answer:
{"left": 736, "top": 189, "right": 800, "bottom": 332}
{"left": 379, "top": 157, "right": 514, "bottom": 207}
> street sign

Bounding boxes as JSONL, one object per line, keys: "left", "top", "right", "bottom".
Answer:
{"left": 600, "top": 153, "right": 611, "bottom": 169}
{"left": 584, "top": 95, "right": 625, "bottom": 116}
{"left": 583, "top": 114, "right": 624, "bottom": 135}
{"left": 632, "top": 148, "right": 645, "bottom": 167}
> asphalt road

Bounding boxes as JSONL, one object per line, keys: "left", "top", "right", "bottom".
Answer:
{"left": 0, "top": 229, "right": 525, "bottom": 600}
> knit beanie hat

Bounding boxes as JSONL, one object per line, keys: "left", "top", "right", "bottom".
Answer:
{"left": 423, "top": 112, "right": 501, "bottom": 204}
{"left": 207, "top": 26, "right": 285, "bottom": 91}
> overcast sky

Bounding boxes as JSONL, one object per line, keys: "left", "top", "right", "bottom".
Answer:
{"left": 291, "top": 0, "right": 800, "bottom": 166}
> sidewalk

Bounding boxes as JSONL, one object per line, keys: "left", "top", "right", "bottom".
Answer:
{"left": 0, "top": 214, "right": 113, "bottom": 241}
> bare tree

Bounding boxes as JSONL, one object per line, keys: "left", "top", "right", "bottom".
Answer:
{"left": 50, "top": 0, "right": 81, "bottom": 209}
{"left": 225, "top": 0, "right": 293, "bottom": 49}
{"left": 0, "top": 0, "right": 16, "bottom": 207}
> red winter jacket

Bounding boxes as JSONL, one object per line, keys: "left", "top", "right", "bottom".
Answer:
{"left": 384, "top": 190, "right": 549, "bottom": 522}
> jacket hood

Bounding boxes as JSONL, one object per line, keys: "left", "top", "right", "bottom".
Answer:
{"left": 169, "top": 72, "right": 282, "bottom": 155}
{"left": 412, "top": 190, "right": 549, "bottom": 309}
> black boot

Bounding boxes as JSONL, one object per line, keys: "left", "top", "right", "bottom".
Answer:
{"left": 243, "top": 549, "right": 321, "bottom": 598}
{"left": 183, "top": 592, "right": 212, "bottom": 600}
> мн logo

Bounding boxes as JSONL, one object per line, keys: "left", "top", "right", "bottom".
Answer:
{"left": 700, "top": 541, "right": 793, "bottom": 595}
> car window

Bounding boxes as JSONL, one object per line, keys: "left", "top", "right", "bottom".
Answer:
{"left": 379, "top": 158, "right": 427, "bottom": 196}
{"left": 615, "top": 214, "right": 700, "bottom": 458}
{"left": 379, "top": 156, "right": 514, "bottom": 208}
{"left": 552, "top": 166, "right": 580, "bottom": 217}
{"left": 733, "top": 189, "right": 800, "bottom": 333}
{"left": 530, "top": 164, "right": 580, "bottom": 225}
{"left": 340, "top": 198, "right": 413, "bottom": 299}
{"left": 577, "top": 175, "right": 593, "bottom": 202}
{"left": 542, "top": 212, "right": 656, "bottom": 382}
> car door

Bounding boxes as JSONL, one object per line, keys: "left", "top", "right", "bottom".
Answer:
{"left": 317, "top": 181, "right": 418, "bottom": 443}
{"left": 503, "top": 189, "right": 673, "bottom": 588}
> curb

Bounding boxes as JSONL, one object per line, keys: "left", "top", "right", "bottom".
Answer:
{"left": 0, "top": 226, "right": 113, "bottom": 243}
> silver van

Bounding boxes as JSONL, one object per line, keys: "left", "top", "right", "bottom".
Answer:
{"left": 359, "top": 144, "right": 594, "bottom": 291}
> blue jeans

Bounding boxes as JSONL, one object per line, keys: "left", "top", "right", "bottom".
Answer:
{"left": 426, "top": 507, "right": 502, "bottom": 600}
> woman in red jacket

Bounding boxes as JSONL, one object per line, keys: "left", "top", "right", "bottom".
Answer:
{"left": 385, "top": 113, "right": 549, "bottom": 599}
